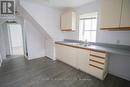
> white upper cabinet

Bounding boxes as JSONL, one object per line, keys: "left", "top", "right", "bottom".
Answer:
{"left": 100, "top": 0, "right": 130, "bottom": 30}
{"left": 100, "top": 0, "right": 122, "bottom": 29}
{"left": 120, "top": 0, "right": 130, "bottom": 28}
{"left": 61, "top": 11, "right": 77, "bottom": 31}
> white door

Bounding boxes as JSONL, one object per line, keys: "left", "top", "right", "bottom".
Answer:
{"left": 8, "top": 24, "right": 24, "bottom": 55}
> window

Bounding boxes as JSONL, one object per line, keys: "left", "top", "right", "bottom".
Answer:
{"left": 79, "top": 12, "right": 98, "bottom": 42}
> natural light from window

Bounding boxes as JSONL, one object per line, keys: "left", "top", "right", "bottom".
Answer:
{"left": 79, "top": 12, "right": 98, "bottom": 42}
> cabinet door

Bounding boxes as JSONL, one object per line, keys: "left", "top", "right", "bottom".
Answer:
{"left": 55, "top": 44, "right": 77, "bottom": 68}
{"left": 100, "top": 0, "right": 122, "bottom": 28}
{"left": 77, "top": 49, "right": 90, "bottom": 73}
{"left": 55, "top": 44, "right": 64, "bottom": 61}
{"left": 120, "top": 0, "right": 130, "bottom": 28}
{"left": 64, "top": 46, "right": 77, "bottom": 68}
{"left": 55, "top": 44, "right": 67, "bottom": 62}
{"left": 61, "top": 12, "right": 72, "bottom": 30}
{"left": 72, "top": 12, "right": 77, "bottom": 30}
{"left": 88, "top": 64, "right": 104, "bottom": 80}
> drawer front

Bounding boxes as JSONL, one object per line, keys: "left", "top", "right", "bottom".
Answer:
{"left": 77, "top": 49, "right": 90, "bottom": 56}
{"left": 90, "top": 55, "right": 105, "bottom": 63}
{"left": 90, "top": 51, "right": 106, "bottom": 58}
{"left": 89, "top": 59, "right": 104, "bottom": 69}
{"left": 88, "top": 64, "right": 104, "bottom": 80}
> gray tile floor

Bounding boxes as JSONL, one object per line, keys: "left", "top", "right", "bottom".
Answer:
{"left": 0, "top": 56, "right": 130, "bottom": 87}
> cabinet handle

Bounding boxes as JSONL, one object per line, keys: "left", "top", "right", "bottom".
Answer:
{"left": 90, "top": 54, "right": 105, "bottom": 59}
{"left": 89, "top": 59, "right": 104, "bottom": 65}
{"left": 89, "top": 64, "right": 103, "bottom": 70}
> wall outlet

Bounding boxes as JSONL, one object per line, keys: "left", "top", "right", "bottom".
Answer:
{"left": 116, "top": 40, "right": 120, "bottom": 44}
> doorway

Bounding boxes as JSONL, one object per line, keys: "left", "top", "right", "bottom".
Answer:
{"left": 7, "top": 24, "right": 24, "bottom": 57}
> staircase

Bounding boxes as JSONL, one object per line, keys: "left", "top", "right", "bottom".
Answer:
{"left": 17, "top": 0, "right": 64, "bottom": 60}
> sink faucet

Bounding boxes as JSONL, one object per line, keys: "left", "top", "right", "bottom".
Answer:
{"left": 84, "top": 40, "right": 91, "bottom": 46}
{"left": 85, "top": 40, "right": 88, "bottom": 44}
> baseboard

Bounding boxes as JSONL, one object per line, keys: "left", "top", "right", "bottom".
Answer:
{"left": 28, "top": 54, "right": 45, "bottom": 60}
{"left": 109, "top": 71, "right": 130, "bottom": 81}
{"left": 45, "top": 56, "right": 56, "bottom": 61}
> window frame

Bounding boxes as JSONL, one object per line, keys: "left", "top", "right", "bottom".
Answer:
{"left": 79, "top": 16, "right": 97, "bottom": 42}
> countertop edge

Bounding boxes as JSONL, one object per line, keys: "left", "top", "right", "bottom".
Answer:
{"left": 55, "top": 42, "right": 111, "bottom": 55}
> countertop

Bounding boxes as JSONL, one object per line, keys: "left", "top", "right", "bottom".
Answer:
{"left": 55, "top": 41, "right": 130, "bottom": 56}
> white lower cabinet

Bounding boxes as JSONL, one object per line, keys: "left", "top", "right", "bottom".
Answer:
{"left": 55, "top": 44, "right": 108, "bottom": 80}
{"left": 88, "top": 64, "right": 105, "bottom": 80}
{"left": 64, "top": 46, "right": 77, "bottom": 68}
{"left": 88, "top": 51, "right": 108, "bottom": 80}
{"left": 77, "top": 49, "right": 90, "bottom": 73}
{"left": 55, "top": 44, "right": 77, "bottom": 68}
{"left": 55, "top": 44, "right": 65, "bottom": 62}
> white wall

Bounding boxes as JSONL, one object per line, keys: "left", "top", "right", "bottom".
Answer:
{"left": 109, "top": 54, "right": 130, "bottom": 81}
{"left": 20, "top": 0, "right": 64, "bottom": 41}
{"left": 19, "top": 5, "right": 56, "bottom": 60}
{"left": 24, "top": 19, "right": 45, "bottom": 60}
{"left": 97, "top": 31, "right": 130, "bottom": 45}
{"left": 19, "top": 1, "right": 65, "bottom": 60}
{"left": 45, "top": 39, "right": 56, "bottom": 60}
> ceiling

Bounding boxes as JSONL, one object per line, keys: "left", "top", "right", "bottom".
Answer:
{"left": 25, "top": 0, "right": 96, "bottom": 8}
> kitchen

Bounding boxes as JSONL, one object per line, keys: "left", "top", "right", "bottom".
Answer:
{"left": 0, "top": 0, "right": 130, "bottom": 87}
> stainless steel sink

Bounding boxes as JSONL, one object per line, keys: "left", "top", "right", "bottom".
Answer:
{"left": 66, "top": 42, "right": 90, "bottom": 47}
{"left": 66, "top": 43, "right": 80, "bottom": 45}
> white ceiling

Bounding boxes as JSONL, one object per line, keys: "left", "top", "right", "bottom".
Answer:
{"left": 25, "top": 0, "right": 96, "bottom": 8}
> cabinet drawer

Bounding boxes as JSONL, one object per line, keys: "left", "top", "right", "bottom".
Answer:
{"left": 90, "top": 55, "right": 105, "bottom": 63}
{"left": 90, "top": 51, "right": 106, "bottom": 58}
{"left": 88, "top": 64, "right": 104, "bottom": 80}
{"left": 89, "top": 59, "right": 104, "bottom": 69}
